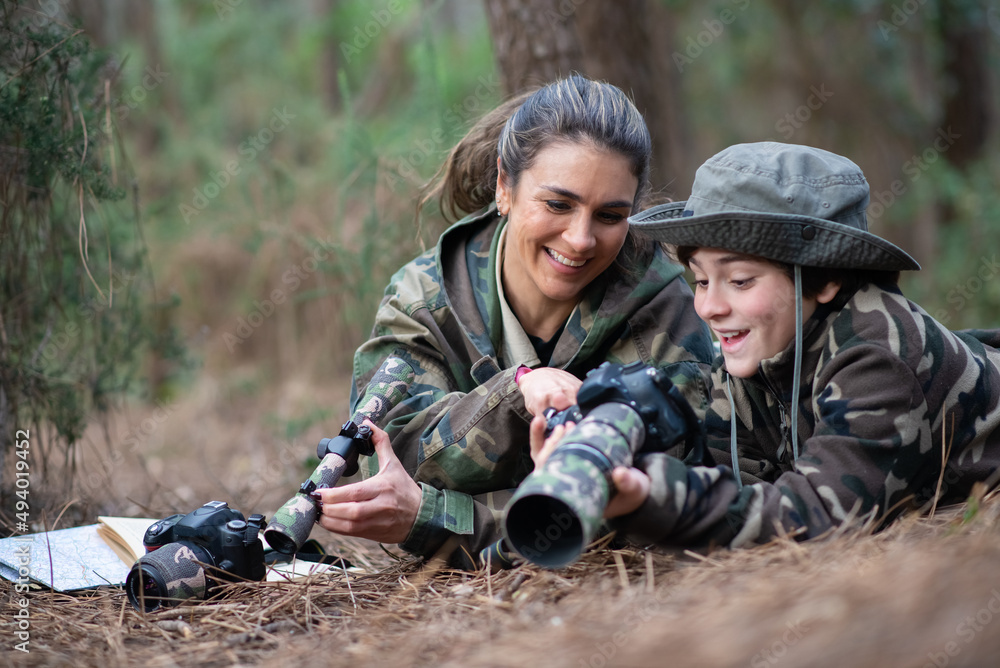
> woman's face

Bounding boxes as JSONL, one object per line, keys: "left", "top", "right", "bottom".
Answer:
{"left": 497, "top": 141, "right": 637, "bottom": 323}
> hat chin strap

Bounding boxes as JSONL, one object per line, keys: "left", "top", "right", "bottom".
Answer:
{"left": 792, "top": 264, "right": 802, "bottom": 462}
{"left": 725, "top": 373, "right": 742, "bottom": 491}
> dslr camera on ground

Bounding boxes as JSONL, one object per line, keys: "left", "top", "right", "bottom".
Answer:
{"left": 126, "top": 501, "right": 266, "bottom": 612}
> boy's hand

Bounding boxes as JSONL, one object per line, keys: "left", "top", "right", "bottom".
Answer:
{"left": 530, "top": 415, "right": 651, "bottom": 518}
{"left": 605, "top": 466, "right": 651, "bottom": 518}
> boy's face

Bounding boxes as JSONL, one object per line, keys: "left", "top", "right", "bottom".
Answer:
{"left": 688, "top": 248, "right": 820, "bottom": 378}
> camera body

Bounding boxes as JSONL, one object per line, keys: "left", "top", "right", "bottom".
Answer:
{"left": 126, "top": 501, "right": 267, "bottom": 612}
{"left": 546, "top": 361, "right": 697, "bottom": 458}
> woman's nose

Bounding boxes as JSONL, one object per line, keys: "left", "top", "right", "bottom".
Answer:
{"left": 562, "top": 214, "right": 596, "bottom": 253}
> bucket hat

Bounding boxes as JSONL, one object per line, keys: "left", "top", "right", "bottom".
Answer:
{"left": 629, "top": 142, "right": 919, "bottom": 271}
{"left": 630, "top": 142, "right": 920, "bottom": 477}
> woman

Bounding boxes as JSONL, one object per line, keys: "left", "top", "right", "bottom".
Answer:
{"left": 312, "top": 75, "right": 715, "bottom": 567}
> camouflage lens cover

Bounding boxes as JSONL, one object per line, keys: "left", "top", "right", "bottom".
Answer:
{"left": 503, "top": 403, "right": 644, "bottom": 568}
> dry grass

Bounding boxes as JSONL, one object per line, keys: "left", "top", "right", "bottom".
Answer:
{"left": 5, "top": 491, "right": 1000, "bottom": 667}
{"left": 6, "top": 378, "right": 1000, "bottom": 667}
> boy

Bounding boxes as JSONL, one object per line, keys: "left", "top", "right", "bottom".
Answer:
{"left": 542, "top": 142, "right": 1000, "bottom": 548}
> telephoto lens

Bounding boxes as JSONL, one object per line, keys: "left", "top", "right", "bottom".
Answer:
{"left": 502, "top": 362, "right": 699, "bottom": 568}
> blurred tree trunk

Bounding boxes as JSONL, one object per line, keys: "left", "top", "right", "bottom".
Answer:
{"left": 483, "top": 0, "right": 692, "bottom": 197}
{"left": 315, "top": 0, "right": 342, "bottom": 111}
{"left": 483, "top": 0, "right": 584, "bottom": 91}
{"left": 575, "top": 1, "right": 693, "bottom": 197}
{"left": 937, "top": 6, "right": 992, "bottom": 170}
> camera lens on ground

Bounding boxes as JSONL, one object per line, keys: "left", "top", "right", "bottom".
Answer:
{"left": 126, "top": 563, "right": 170, "bottom": 612}
{"left": 125, "top": 542, "right": 211, "bottom": 612}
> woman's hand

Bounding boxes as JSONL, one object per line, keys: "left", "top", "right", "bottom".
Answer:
{"left": 518, "top": 367, "right": 582, "bottom": 417}
{"left": 312, "top": 421, "right": 422, "bottom": 544}
{"left": 529, "top": 415, "right": 651, "bottom": 519}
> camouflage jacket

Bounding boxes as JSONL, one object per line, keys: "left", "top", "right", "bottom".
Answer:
{"left": 351, "top": 206, "right": 714, "bottom": 565}
{"left": 612, "top": 282, "right": 1000, "bottom": 548}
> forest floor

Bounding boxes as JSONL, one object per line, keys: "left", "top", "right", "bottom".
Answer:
{"left": 4, "top": 375, "right": 1000, "bottom": 667}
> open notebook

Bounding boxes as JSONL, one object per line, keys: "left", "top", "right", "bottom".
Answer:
{"left": 0, "top": 516, "right": 350, "bottom": 592}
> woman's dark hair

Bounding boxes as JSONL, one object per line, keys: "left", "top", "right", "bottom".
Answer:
{"left": 417, "top": 89, "right": 536, "bottom": 225}
{"left": 418, "top": 74, "right": 656, "bottom": 277}
{"left": 673, "top": 246, "right": 900, "bottom": 299}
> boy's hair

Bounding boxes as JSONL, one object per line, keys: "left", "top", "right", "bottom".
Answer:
{"left": 673, "top": 245, "right": 900, "bottom": 299}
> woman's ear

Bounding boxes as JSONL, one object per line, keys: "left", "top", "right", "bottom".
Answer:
{"left": 495, "top": 159, "right": 510, "bottom": 216}
{"left": 816, "top": 281, "right": 841, "bottom": 304}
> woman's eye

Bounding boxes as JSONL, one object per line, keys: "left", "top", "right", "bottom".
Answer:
{"left": 691, "top": 279, "right": 709, "bottom": 289}
{"left": 730, "top": 278, "right": 754, "bottom": 288}
{"left": 546, "top": 200, "right": 571, "bottom": 211}
{"left": 597, "top": 211, "right": 625, "bottom": 223}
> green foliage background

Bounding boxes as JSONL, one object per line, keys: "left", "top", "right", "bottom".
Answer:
{"left": 0, "top": 6, "right": 186, "bottom": 487}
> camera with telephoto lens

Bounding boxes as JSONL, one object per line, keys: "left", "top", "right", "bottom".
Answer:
{"left": 503, "top": 361, "right": 706, "bottom": 568}
{"left": 125, "top": 501, "right": 267, "bottom": 612}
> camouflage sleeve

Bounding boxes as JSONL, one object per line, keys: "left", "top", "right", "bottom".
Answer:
{"left": 382, "top": 363, "right": 533, "bottom": 561}
{"left": 349, "top": 268, "right": 535, "bottom": 560}
{"left": 612, "top": 345, "right": 932, "bottom": 548}
{"left": 399, "top": 484, "right": 513, "bottom": 566}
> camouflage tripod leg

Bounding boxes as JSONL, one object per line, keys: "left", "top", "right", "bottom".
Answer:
{"left": 264, "top": 356, "right": 415, "bottom": 554}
